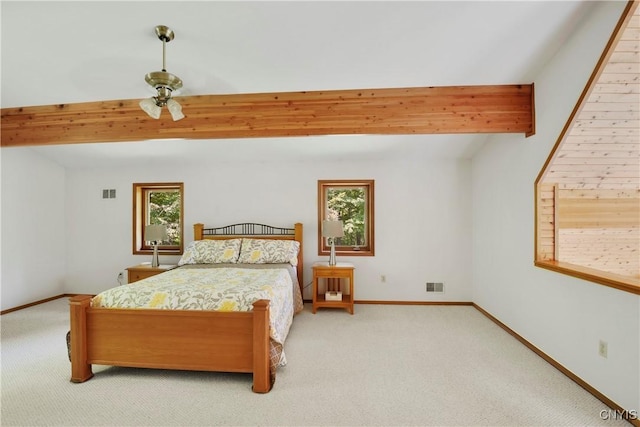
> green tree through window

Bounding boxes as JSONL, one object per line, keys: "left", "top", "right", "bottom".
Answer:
{"left": 326, "top": 187, "right": 366, "bottom": 247}
{"left": 318, "top": 180, "right": 374, "bottom": 256}
{"left": 133, "top": 182, "right": 184, "bottom": 255}
{"left": 148, "top": 189, "right": 181, "bottom": 246}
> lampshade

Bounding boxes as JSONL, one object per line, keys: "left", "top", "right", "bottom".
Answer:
{"left": 145, "top": 224, "right": 168, "bottom": 242}
{"left": 322, "top": 220, "right": 344, "bottom": 238}
{"left": 166, "top": 98, "right": 185, "bottom": 121}
{"left": 139, "top": 98, "right": 161, "bottom": 119}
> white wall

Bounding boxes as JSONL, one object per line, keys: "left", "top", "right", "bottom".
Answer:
{"left": 63, "top": 156, "right": 472, "bottom": 302}
{"left": 1, "top": 148, "right": 66, "bottom": 310}
{"left": 472, "top": 0, "right": 639, "bottom": 412}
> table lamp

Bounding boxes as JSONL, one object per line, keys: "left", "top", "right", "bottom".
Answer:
{"left": 145, "top": 224, "right": 168, "bottom": 267}
{"left": 322, "top": 220, "right": 344, "bottom": 266}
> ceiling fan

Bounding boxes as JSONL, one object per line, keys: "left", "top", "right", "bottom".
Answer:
{"left": 139, "top": 25, "right": 185, "bottom": 121}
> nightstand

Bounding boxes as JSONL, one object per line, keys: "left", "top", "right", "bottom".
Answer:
{"left": 312, "top": 261, "right": 355, "bottom": 314}
{"left": 126, "top": 264, "right": 177, "bottom": 283}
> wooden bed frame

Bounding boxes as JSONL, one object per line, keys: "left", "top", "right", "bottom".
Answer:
{"left": 69, "top": 222, "right": 303, "bottom": 393}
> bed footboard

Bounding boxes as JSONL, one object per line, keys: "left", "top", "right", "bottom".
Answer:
{"left": 69, "top": 295, "right": 272, "bottom": 393}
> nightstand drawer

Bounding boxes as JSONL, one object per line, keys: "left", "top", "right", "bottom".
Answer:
{"left": 126, "top": 264, "right": 177, "bottom": 284}
{"left": 128, "top": 270, "right": 159, "bottom": 283}
{"left": 314, "top": 268, "right": 353, "bottom": 278}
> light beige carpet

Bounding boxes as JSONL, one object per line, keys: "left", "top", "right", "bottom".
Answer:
{"left": 0, "top": 298, "right": 629, "bottom": 426}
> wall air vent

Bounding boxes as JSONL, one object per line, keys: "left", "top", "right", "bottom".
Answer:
{"left": 426, "top": 282, "right": 444, "bottom": 293}
{"left": 102, "top": 189, "right": 116, "bottom": 199}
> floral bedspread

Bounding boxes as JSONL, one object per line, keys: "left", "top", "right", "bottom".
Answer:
{"left": 91, "top": 266, "right": 295, "bottom": 353}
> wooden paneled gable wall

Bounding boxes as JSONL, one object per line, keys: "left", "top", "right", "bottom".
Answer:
{"left": 536, "top": 0, "right": 639, "bottom": 294}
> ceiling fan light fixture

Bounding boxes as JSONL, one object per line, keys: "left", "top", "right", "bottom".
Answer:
{"left": 140, "top": 25, "right": 185, "bottom": 120}
{"left": 166, "top": 98, "right": 185, "bottom": 121}
{"left": 139, "top": 98, "right": 162, "bottom": 119}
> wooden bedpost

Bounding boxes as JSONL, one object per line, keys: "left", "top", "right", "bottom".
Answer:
{"left": 194, "top": 223, "right": 204, "bottom": 240}
{"left": 69, "top": 295, "right": 94, "bottom": 383}
{"left": 251, "top": 299, "right": 271, "bottom": 393}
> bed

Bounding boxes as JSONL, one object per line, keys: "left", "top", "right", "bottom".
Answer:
{"left": 69, "top": 222, "right": 303, "bottom": 393}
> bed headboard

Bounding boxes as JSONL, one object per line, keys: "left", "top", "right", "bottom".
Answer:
{"left": 193, "top": 222, "right": 304, "bottom": 292}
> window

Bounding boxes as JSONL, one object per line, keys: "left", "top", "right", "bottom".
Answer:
{"left": 534, "top": 2, "right": 639, "bottom": 295}
{"left": 133, "top": 182, "right": 184, "bottom": 255}
{"left": 318, "top": 180, "right": 374, "bottom": 256}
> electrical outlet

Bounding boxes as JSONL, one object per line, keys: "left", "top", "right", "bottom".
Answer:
{"left": 117, "top": 272, "right": 124, "bottom": 284}
{"left": 598, "top": 340, "right": 608, "bottom": 358}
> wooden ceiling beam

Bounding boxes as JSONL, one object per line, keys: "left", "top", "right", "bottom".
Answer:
{"left": 0, "top": 84, "right": 535, "bottom": 147}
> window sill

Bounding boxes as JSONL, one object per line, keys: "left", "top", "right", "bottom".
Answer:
{"left": 535, "top": 260, "right": 640, "bottom": 295}
{"left": 134, "top": 249, "right": 183, "bottom": 256}
{"left": 319, "top": 250, "right": 374, "bottom": 257}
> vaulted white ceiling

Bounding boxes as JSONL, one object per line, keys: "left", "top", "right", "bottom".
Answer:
{"left": 1, "top": 1, "right": 601, "bottom": 168}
